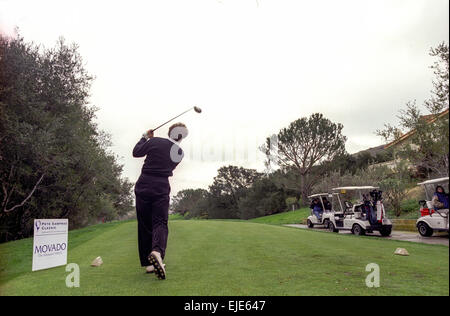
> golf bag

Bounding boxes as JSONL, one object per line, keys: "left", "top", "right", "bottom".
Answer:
{"left": 361, "top": 190, "right": 383, "bottom": 225}
{"left": 361, "top": 200, "right": 377, "bottom": 225}
{"left": 369, "top": 190, "right": 384, "bottom": 224}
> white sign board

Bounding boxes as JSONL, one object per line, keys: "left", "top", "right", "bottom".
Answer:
{"left": 32, "top": 219, "right": 68, "bottom": 271}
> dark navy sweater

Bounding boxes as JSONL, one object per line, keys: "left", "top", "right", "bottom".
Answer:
{"left": 133, "top": 137, "right": 184, "bottom": 177}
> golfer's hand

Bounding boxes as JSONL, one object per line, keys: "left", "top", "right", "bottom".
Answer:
{"left": 142, "top": 129, "right": 154, "bottom": 140}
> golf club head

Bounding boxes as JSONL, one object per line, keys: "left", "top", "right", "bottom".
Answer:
{"left": 194, "top": 106, "right": 202, "bottom": 113}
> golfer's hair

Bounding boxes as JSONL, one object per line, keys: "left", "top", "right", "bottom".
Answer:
{"left": 436, "top": 185, "right": 446, "bottom": 193}
{"left": 168, "top": 123, "right": 188, "bottom": 142}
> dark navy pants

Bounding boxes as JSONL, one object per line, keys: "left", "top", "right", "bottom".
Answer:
{"left": 135, "top": 174, "right": 170, "bottom": 267}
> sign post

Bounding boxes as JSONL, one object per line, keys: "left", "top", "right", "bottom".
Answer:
{"left": 32, "top": 219, "right": 68, "bottom": 271}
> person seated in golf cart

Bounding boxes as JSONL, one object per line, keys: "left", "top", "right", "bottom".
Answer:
{"left": 432, "top": 185, "right": 449, "bottom": 210}
{"left": 310, "top": 198, "right": 323, "bottom": 220}
{"left": 322, "top": 197, "right": 332, "bottom": 211}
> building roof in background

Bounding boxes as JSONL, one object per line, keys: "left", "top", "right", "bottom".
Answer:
{"left": 351, "top": 144, "right": 386, "bottom": 158}
{"left": 384, "top": 108, "right": 449, "bottom": 149}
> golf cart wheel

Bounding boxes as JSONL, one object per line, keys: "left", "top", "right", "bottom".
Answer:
{"left": 417, "top": 222, "right": 433, "bottom": 237}
{"left": 352, "top": 224, "right": 366, "bottom": 236}
{"left": 307, "top": 220, "right": 314, "bottom": 228}
{"left": 323, "top": 219, "right": 329, "bottom": 229}
{"left": 328, "top": 222, "right": 338, "bottom": 233}
{"left": 380, "top": 227, "right": 392, "bottom": 237}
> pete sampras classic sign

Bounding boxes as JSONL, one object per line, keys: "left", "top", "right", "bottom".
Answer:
{"left": 32, "top": 219, "right": 68, "bottom": 271}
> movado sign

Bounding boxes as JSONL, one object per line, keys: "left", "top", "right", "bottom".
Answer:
{"left": 32, "top": 219, "right": 68, "bottom": 271}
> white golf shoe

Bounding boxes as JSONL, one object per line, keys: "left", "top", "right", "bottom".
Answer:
{"left": 148, "top": 251, "right": 166, "bottom": 280}
{"left": 145, "top": 263, "right": 166, "bottom": 274}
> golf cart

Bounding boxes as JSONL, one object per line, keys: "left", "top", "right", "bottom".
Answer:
{"left": 306, "top": 193, "right": 336, "bottom": 229}
{"left": 326, "top": 186, "right": 393, "bottom": 236}
{"left": 416, "top": 177, "right": 449, "bottom": 237}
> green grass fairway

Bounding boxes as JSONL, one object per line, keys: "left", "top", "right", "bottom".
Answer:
{"left": 0, "top": 220, "right": 448, "bottom": 296}
{"left": 249, "top": 208, "right": 309, "bottom": 225}
{"left": 169, "top": 213, "right": 187, "bottom": 220}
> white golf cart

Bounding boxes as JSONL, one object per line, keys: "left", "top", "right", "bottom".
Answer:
{"left": 326, "top": 186, "right": 393, "bottom": 237}
{"left": 416, "top": 177, "right": 449, "bottom": 237}
{"left": 306, "top": 193, "right": 335, "bottom": 229}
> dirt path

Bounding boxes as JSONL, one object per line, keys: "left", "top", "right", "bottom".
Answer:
{"left": 285, "top": 224, "right": 449, "bottom": 246}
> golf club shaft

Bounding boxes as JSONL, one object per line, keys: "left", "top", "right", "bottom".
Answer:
{"left": 152, "top": 107, "right": 194, "bottom": 131}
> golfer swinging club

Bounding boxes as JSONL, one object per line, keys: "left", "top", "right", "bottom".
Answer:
{"left": 132, "top": 122, "right": 187, "bottom": 280}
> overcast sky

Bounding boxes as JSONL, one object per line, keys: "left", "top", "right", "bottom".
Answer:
{"left": 1, "top": 0, "right": 449, "bottom": 196}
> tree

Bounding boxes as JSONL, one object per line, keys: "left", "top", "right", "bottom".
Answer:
{"left": 192, "top": 165, "right": 263, "bottom": 219}
{"left": 0, "top": 34, "right": 133, "bottom": 241}
{"left": 267, "top": 166, "right": 304, "bottom": 204}
{"left": 426, "top": 43, "right": 449, "bottom": 114}
{"left": 312, "top": 165, "right": 391, "bottom": 195}
{"left": 238, "top": 177, "right": 286, "bottom": 219}
{"left": 262, "top": 113, "right": 347, "bottom": 204}
{"left": 171, "top": 189, "right": 208, "bottom": 217}
{"left": 379, "top": 161, "right": 412, "bottom": 217}
{"left": 208, "top": 165, "right": 263, "bottom": 217}
{"left": 377, "top": 42, "right": 449, "bottom": 177}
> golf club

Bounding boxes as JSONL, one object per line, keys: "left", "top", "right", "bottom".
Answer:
{"left": 152, "top": 106, "right": 202, "bottom": 132}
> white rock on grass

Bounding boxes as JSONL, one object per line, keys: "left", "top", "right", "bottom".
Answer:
{"left": 394, "top": 248, "right": 409, "bottom": 256}
{"left": 91, "top": 256, "right": 103, "bottom": 267}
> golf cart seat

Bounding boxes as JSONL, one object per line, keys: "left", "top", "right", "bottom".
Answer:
{"left": 353, "top": 204, "right": 365, "bottom": 219}
{"left": 344, "top": 201, "right": 353, "bottom": 213}
{"left": 334, "top": 213, "right": 345, "bottom": 220}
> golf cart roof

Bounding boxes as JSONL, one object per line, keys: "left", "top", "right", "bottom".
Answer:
{"left": 308, "top": 193, "right": 331, "bottom": 198}
{"left": 417, "top": 177, "right": 449, "bottom": 186}
{"left": 332, "top": 186, "right": 379, "bottom": 191}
